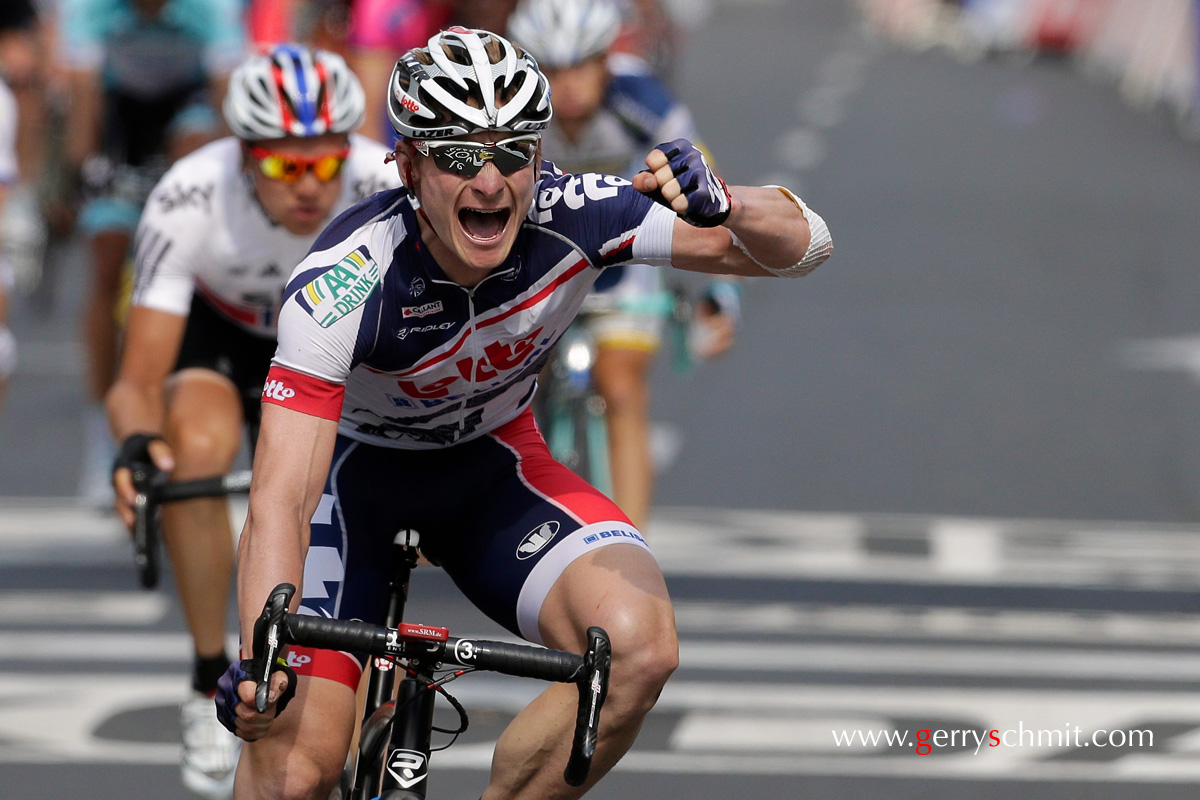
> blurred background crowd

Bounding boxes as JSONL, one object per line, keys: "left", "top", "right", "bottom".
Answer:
{"left": 859, "top": 0, "right": 1200, "bottom": 137}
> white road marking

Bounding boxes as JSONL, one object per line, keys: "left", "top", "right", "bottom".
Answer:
{"left": 1119, "top": 335, "right": 1200, "bottom": 383}
{"left": 0, "top": 592, "right": 167, "bottom": 625}
{"left": 672, "top": 601, "right": 1200, "bottom": 645}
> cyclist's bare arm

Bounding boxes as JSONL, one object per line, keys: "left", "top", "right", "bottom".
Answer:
{"left": 632, "top": 147, "right": 830, "bottom": 278}
{"left": 105, "top": 307, "right": 188, "bottom": 525}
{"left": 230, "top": 402, "right": 338, "bottom": 737}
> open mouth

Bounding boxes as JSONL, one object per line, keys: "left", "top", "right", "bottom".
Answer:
{"left": 458, "top": 207, "right": 512, "bottom": 243}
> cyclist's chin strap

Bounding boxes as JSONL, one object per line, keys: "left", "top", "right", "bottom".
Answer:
{"left": 728, "top": 186, "right": 833, "bottom": 278}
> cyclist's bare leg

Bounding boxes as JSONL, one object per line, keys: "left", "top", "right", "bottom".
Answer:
{"left": 83, "top": 230, "right": 129, "bottom": 401}
{"left": 591, "top": 344, "right": 655, "bottom": 530}
{"left": 485, "top": 543, "right": 677, "bottom": 800}
{"left": 161, "top": 369, "right": 243, "bottom": 660}
{"left": 235, "top": 675, "right": 357, "bottom": 800}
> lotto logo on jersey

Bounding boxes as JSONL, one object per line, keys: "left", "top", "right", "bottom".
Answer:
{"left": 295, "top": 246, "right": 380, "bottom": 328}
{"left": 262, "top": 379, "right": 296, "bottom": 402}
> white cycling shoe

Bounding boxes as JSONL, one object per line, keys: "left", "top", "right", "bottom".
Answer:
{"left": 180, "top": 691, "right": 242, "bottom": 800}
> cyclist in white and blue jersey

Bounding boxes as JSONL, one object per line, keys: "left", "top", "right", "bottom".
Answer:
{"left": 57, "top": 0, "right": 246, "bottom": 503}
{"left": 508, "top": 0, "right": 742, "bottom": 529}
{"left": 105, "top": 45, "right": 398, "bottom": 800}
{"left": 216, "top": 28, "right": 832, "bottom": 800}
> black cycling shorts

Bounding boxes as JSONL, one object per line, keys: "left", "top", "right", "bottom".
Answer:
{"left": 0, "top": 0, "right": 37, "bottom": 32}
{"left": 174, "top": 293, "right": 277, "bottom": 444}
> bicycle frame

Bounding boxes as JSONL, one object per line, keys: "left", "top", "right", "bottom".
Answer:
{"left": 250, "top": 533, "right": 610, "bottom": 800}
{"left": 353, "top": 530, "right": 427, "bottom": 799}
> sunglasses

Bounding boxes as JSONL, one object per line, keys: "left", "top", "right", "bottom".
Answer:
{"left": 412, "top": 135, "right": 540, "bottom": 178}
{"left": 249, "top": 146, "right": 351, "bottom": 183}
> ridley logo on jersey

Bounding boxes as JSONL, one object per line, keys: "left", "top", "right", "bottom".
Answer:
{"left": 295, "top": 245, "right": 380, "bottom": 328}
{"left": 262, "top": 380, "right": 296, "bottom": 401}
{"left": 397, "top": 320, "right": 454, "bottom": 340}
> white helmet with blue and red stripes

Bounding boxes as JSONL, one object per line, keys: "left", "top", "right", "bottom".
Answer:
{"left": 224, "top": 44, "right": 366, "bottom": 141}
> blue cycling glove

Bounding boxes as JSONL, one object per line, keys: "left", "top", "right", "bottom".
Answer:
{"left": 215, "top": 657, "right": 297, "bottom": 735}
{"left": 640, "top": 138, "right": 732, "bottom": 228}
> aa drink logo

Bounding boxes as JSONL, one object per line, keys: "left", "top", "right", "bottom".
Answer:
{"left": 295, "top": 245, "right": 379, "bottom": 328}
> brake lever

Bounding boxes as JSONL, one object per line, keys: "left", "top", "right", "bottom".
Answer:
{"left": 130, "top": 463, "right": 167, "bottom": 590}
{"left": 252, "top": 583, "right": 296, "bottom": 713}
{"left": 564, "top": 626, "right": 610, "bottom": 787}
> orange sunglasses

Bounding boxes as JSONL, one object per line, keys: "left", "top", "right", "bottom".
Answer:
{"left": 249, "top": 146, "right": 351, "bottom": 183}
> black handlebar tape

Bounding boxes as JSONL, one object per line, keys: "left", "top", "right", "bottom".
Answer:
{"left": 156, "top": 470, "right": 253, "bottom": 502}
{"left": 443, "top": 638, "right": 584, "bottom": 682}
{"left": 285, "top": 614, "right": 399, "bottom": 656}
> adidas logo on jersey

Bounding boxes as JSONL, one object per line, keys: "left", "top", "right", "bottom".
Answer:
{"left": 262, "top": 380, "right": 296, "bottom": 402}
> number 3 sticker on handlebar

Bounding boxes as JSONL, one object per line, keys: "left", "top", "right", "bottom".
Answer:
{"left": 455, "top": 640, "right": 477, "bottom": 663}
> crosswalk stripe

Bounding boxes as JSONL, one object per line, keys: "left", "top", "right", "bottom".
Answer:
{"left": 0, "top": 592, "right": 167, "bottom": 625}
{"left": 6, "top": 502, "right": 1200, "bottom": 589}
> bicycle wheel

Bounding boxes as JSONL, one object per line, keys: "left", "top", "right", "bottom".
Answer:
{"left": 348, "top": 700, "right": 395, "bottom": 800}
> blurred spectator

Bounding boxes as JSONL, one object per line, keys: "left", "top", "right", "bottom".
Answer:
{"left": 347, "top": 0, "right": 452, "bottom": 142}
{"left": 0, "top": 0, "right": 50, "bottom": 294}
{"left": 859, "top": 0, "right": 1200, "bottom": 141}
{"left": 57, "top": 0, "right": 246, "bottom": 504}
{"left": 509, "top": 0, "right": 742, "bottom": 530}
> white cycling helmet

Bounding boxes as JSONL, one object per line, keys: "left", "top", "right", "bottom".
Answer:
{"left": 224, "top": 44, "right": 366, "bottom": 140}
{"left": 507, "top": 0, "right": 622, "bottom": 69}
{"left": 387, "top": 27, "right": 552, "bottom": 140}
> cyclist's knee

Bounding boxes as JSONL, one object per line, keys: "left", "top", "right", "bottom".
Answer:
{"left": 593, "top": 367, "right": 649, "bottom": 415}
{"left": 600, "top": 601, "right": 679, "bottom": 719}
{"left": 244, "top": 746, "right": 339, "bottom": 800}
{"left": 164, "top": 377, "right": 243, "bottom": 472}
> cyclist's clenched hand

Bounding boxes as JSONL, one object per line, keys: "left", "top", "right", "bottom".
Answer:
{"left": 111, "top": 433, "right": 175, "bottom": 529}
{"left": 634, "top": 138, "right": 732, "bottom": 228}
{"left": 216, "top": 658, "right": 298, "bottom": 742}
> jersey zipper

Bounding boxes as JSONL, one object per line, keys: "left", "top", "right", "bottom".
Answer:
{"left": 438, "top": 266, "right": 516, "bottom": 440}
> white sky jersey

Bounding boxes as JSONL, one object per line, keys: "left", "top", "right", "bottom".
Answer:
{"left": 539, "top": 53, "right": 700, "bottom": 178}
{"left": 264, "top": 167, "right": 677, "bottom": 448}
{"left": 131, "top": 134, "right": 400, "bottom": 337}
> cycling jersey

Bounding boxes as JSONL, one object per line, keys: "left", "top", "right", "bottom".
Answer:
{"left": 131, "top": 135, "right": 401, "bottom": 338}
{"left": 261, "top": 165, "right": 678, "bottom": 448}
